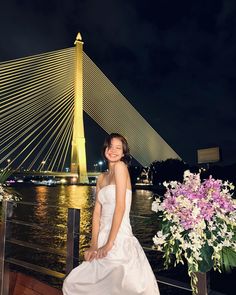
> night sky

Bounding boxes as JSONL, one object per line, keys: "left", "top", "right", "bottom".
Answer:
{"left": 1, "top": 0, "right": 236, "bottom": 169}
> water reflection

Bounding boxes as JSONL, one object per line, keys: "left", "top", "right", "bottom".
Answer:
{"left": 34, "top": 186, "right": 48, "bottom": 222}
{"left": 4, "top": 185, "right": 163, "bottom": 282}
{"left": 7, "top": 185, "right": 157, "bottom": 251}
{"left": 131, "top": 189, "right": 154, "bottom": 214}
{"left": 6, "top": 185, "right": 98, "bottom": 272}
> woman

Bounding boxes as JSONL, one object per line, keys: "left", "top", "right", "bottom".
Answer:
{"left": 63, "top": 133, "right": 160, "bottom": 295}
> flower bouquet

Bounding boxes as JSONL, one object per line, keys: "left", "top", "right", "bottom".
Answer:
{"left": 152, "top": 170, "right": 236, "bottom": 294}
{"left": 0, "top": 171, "right": 20, "bottom": 202}
{"left": 0, "top": 185, "right": 20, "bottom": 202}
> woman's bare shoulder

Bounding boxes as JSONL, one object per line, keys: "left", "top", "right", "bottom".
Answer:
{"left": 114, "top": 161, "right": 128, "bottom": 176}
{"left": 114, "top": 161, "right": 127, "bottom": 170}
{"left": 96, "top": 172, "right": 108, "bottom": 188}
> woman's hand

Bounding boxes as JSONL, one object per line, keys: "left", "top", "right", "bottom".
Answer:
{"left": 84, "top": 245, "right": 98, "bottom": 262}
{"left": 96, "top": 241, "right": 114, "bottom": 259}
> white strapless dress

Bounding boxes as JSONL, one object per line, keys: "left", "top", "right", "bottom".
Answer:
{"left": 63, "top": 184, "right": 160, "bottom": 295}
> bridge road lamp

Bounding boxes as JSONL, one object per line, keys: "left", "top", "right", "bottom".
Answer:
{"left": 70, "top": 32, "right": 89, "bottom": 183}
{"left": 41, "top": 160, "right": 46, "bottom": 172}
{"left": 6, "top": 159, "right": 11, "bottom": 170}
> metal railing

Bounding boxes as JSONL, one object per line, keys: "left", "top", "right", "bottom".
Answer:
{"left": 0, "top": 201, "right": 216, "bottom": 295}
{"left": 0, "top": 200, "right": 80, "bottom": 295}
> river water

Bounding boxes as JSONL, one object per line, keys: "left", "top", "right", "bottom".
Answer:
{"left": 2, "top": 184, "right": 234, "bottom": 295}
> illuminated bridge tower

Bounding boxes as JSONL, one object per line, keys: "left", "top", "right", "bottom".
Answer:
{"left": 71, "top": 33, "right": 88, "bottom": 183}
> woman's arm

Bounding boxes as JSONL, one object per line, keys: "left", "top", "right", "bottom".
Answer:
{"left": 96, "top": 162, "right": 127, "bottom": 259}
{"left": 84, "top": 176, "right": 102, "bottom": 262}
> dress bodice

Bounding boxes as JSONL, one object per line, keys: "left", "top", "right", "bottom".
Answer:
{"left": 98, "top": 184, "right": 133, "bottom": 236}
{"left": 98, "top": 184, "right": 132, "bottom": 215}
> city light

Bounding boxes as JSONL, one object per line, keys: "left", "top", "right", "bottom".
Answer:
{"left": 98, "top": 161, "right": 103, "bottom": 172}
{"left": 93, "top": 163, "right": 98, "bottom": 172}
{"left": 71, "top": 177, "right": 78, "bottom": 183}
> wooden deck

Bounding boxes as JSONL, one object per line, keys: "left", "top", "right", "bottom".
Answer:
{"left": 9, "top": 272, "right": 62, "bottom": 295}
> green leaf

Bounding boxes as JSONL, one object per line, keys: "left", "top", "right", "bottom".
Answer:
{"left": 172, "top": 240, "right": 180, "bottom": 254}
{"left": 232, "top": 230, "right": 236, "bottom": 242}
{"left": 220, "top": 247, "right": 236, "bottom": 272}
{"left": 162, "top": 219, "right": 171, "bottom": 235}
{"left": 198, "top": 243, "right": 214, "bottom": 272}
{"left": 205, "top": 229, "right": 211, "bottom": 240}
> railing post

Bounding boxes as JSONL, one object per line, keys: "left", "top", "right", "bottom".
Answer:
{"left": 0, "top": 200, "right": 6, "bottom": 295}
{"left": 65, "top": 208, "right": 80, "bottom": 275}
{"left": 194, "top": 272, "right": 209, "bottom": 295}
{"left": 0, "top": 201, "right": 14, "bottom": 295}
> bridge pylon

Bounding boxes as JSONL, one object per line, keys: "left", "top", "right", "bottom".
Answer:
{"left": 71, "top": 33, "right": 89, "bottom": 183}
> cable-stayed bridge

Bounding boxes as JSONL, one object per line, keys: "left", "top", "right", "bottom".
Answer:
{"left": 0, "top": 33, "right": 180, "bottom": 183}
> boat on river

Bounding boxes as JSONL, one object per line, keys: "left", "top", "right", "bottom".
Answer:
{"left": 30, "top": 179, "right": 61, "bottom": 186}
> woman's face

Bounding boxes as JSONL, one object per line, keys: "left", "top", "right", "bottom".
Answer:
{"left": 105, "top": 137, "right": 124, "bottom": 163}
